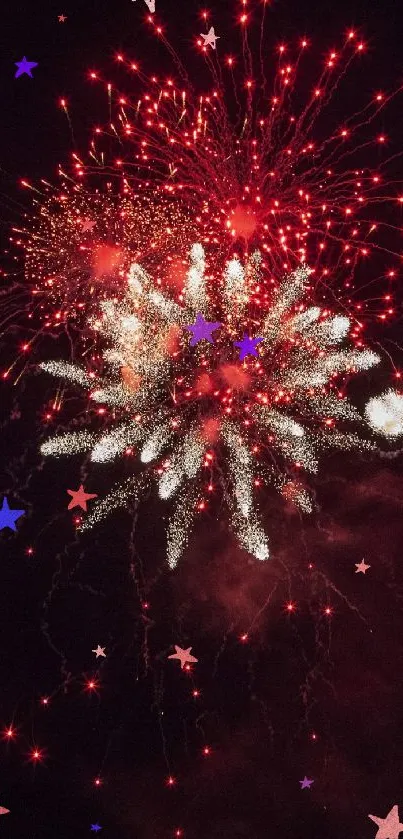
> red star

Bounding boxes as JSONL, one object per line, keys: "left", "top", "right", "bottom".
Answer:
{"left": 67, "top": 485, "right": 98, "bottom": 511}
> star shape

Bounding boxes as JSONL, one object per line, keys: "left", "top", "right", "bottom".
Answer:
{"left": 15, "top": 57, "right": 38, "bottom": 78}
{"left": 234, "top": 334, "right": 263, "bottom": 361}
{"left": 369, "top": 805, "right": 403, "bottom": 839}
{"left": 184, "top": 313, "right": 221, "bottom": 346}
{"left": 168, "top": 645, "right": 198, "bottom": 670}
{"left": 67, "top": 485, "right": 98, "bottom": 511}
{"left": 200, "top": 27, "right": 220, "bottom": 50}
{"left": 58, "top": 14, "right": 67, "bottom": 23}
{"left": 0, "top": 497, "right": 25, "bottom": 532}
{"left": 299, "top": 776, "right": 314, "bottom": 789}
{"left": 132, "top": 0, "right": 156, "bottom": 8}
{"left": 90, "top": 826, "right": 102, "bottom": 833}
{"left": 0, "top": 807, "right": 10, "bottom": 815}
{"left": 81, "top": 218, "right": 96, "bottom": 233}
{"left": 14, "top": 55, "right": 38, "bottom": 79}
{"left": 355, "top": 559, "right": 371, "bottom": 574}
{"left": 92, "top": 645, "right": 106, "bottom": 658}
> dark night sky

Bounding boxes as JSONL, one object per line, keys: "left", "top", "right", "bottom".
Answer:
{"left": 1, "top": 1, "right": 403, "bottom": 838}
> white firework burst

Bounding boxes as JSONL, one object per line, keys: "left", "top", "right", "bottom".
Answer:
{"left": 365, "top": 389, "right": 403, "bottom": 437}
{"left": 40, "top": 244, "right": 381, "bottom": 568}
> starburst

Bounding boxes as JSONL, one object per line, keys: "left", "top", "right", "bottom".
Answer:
{"left": 40, "top": 244, "right": 380, "bottom": 568}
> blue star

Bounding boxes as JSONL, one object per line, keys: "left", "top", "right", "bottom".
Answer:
{"left": 184, "top": 313, "right": 221, "bottom": 346}
{"left": 234, "top": 334, "right": 263, "bottom": 361}
{"left": 15, "top": 57, "right": 38, "bottom": 78}
{"left": 0, "top": 498, "right": 25, "bottom": 532}
{"left": 90, "top": 825, "right": 102, "bottom": 833}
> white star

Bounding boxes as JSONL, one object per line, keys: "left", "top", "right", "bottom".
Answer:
{"left": 132, "top": 0, "right": 155, "bottom": 11}
{"left": 369, "top": 805, "right": 403, "bottom": 839}
{"left": 355, "top": 559, "right": 371, "bottom": 574}
{"left": 168, "top": 645, "right": 198, "bottom": 670}
{"left": 92, "top": 645, "right": 106, "bottom": 658}
{"left": 200, "top": 27, "right": 220, "bottom": 50}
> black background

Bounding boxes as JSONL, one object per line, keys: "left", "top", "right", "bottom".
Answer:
{"left": 1, "top": 1, "right": 403, "bottom": 838}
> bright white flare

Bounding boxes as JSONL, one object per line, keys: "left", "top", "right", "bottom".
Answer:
{"left": 365, "top": 389, "right": 403, "bottom": 437}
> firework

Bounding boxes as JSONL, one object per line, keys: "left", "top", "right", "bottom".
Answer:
{"left": 7, "top": 15, "right": 402, "bottom": 565}
{"left": 79, "top": 26, "right": 402, "bottom": 305}
{"left": 365, "top": 389, "right": 403, "bottom": 437}
{"left": 10, "top": 24, "right": 401, "bottom": 339}
{"left": 40, "top": 244, "right": 381, "bottom": 568}
{"left": 5, "top": 17, "right": 400, "bottom": 396}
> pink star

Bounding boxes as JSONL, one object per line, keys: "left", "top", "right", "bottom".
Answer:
{"left": 355, "top": 559, "right": 371, "bottom": 574}
{"left": 58, "top": 14, "right": 67, "bottom": 22}
{"left": 80, "top": 218, "right": 96, "bottom": 233}
{"left": 299, "top": 776, "right": 314, "bottom": 789}
{"left": 200, "top": 27, "right": 220, "bottom": 50}
{"left": 67, "top": 485, "right": 98, "bottom": 511}
{"left": 369, "top": 805, "right": 403, "bottom": 839}
{"left": 168, "top": 645, "right": 198, "bottom": 670}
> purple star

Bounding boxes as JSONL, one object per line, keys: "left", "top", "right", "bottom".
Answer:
{"left": 234, "top": 334, "right": 263, "bottom": 361}
{"left": 299, "top": 776, "right": 314, "bottom": 789}
{"left": 15, "top": 57, "right": 38, "bottom": 78}
{"left": 0, "top": 497, "right": 25, "bottom": 532}
{"left": 184, "top": 313, "right": 221, "bottom": 346}
{"left": 90, "top": 826, "right": 102, "bottom": 833}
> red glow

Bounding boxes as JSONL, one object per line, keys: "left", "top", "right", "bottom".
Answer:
{"left": 3, "top": 726, "right": 15, "bottom": 740}
{"left": 92, "top": 244, "right": 123, "bottom": 277}
{"left": 196, "top": 372, "right": 213, "bottom": 394}
{"left": 220, "top": 364, "right": 250, "bottom": 391}
{"left": 85, "top": 679, "right": 99, "bottom": 693}
{"left": 201, "top": 417, "right": 220, "bottom": 445}
{"left": 228, "top": 204, "right": 258, "bottom": 239}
